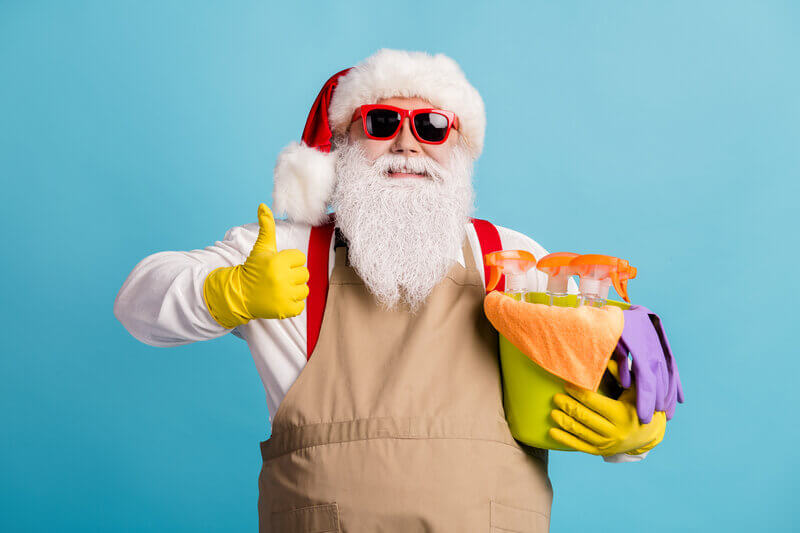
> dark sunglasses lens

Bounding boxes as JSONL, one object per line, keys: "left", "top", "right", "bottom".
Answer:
{"left": 413, "top": 112, "right": 449, "bottom": 142}
{"left": 365, "top": 109, "right": 401, "bottom": 138}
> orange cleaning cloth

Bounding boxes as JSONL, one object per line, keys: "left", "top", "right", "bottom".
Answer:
{"left": 483, "top": 291, "right": 624, "bottom": 391}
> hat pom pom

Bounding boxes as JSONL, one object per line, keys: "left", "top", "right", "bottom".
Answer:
{"left": 272, "top": 141, "right": 336, "bottom": 225}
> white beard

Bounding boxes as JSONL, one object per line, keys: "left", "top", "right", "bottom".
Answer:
{"left": 330, "top": 139, "right": 476, "bottom": 312}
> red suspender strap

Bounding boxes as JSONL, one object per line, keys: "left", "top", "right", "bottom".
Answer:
{"left": 470, "top": 218, "right": 505, "bottom": 293}
{"left": 306, "top": 220, "right": 335, "bottom": 360}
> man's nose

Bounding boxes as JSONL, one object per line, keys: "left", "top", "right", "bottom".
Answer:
{"left": 390, "top": 117, "right": 421, "bottom": 155}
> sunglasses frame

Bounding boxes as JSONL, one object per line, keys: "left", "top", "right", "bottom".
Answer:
{"left": 350, "top": 104, "right": 459, "bottom": 145}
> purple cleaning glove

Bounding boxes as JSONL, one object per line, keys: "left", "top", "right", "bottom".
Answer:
{"left": 650, "top": 312, "right": 685, "bottom": 419}
{"left": 614, "top": 305, "right": 684, "bottom": 423}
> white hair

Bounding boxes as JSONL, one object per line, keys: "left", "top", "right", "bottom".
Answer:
{"left": 330, "top": 136, "right": 476, "bottom": 312}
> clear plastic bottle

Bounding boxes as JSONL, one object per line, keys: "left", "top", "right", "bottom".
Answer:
{"left": 570, "top": 255, "right": 636, "bottom": 306}
{"left": 535, "top": 252, "right": 579, "bottom": 306}
{"left": 484, "top": 250, "right": 538, "bottom": 301}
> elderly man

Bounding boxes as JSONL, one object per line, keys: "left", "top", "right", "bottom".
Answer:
{"left": 115, "top": 49, "right": 671, "bottom": 532}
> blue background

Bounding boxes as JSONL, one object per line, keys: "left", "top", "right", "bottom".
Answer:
{"left": 2, "top": 1, "right": 798, "bottom": 531}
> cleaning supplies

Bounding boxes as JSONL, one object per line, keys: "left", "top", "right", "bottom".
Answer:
{"left": 532, "top": 252, "right": 637, "bottom": 306}
{"left": 484, "top": 291, "right": 625, "bottom": 450}
{"left": 484, "top": 291, "right": 624, "bottom": 391}
{"left": 484, "top": 250, "right": 537, "bottom": 301}
{"left": 480, "top": 245, "right": 677, "bottom": 453}
{"left": 482, "top": 249, "right": 638, "bottom": 451}
{"left": 570, "top": 254, "right": 637, "bottom": 307}
{"left": 535, "top": 252, "right": 579, "bottom": 306}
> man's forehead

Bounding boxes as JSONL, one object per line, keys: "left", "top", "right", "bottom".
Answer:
{"left": 374, "top": 96, "right": 436, "bottom": 109}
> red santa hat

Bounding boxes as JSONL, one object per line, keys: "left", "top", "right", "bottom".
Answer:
{"left": 272, "top": 49, "right": 486, "bottom": 225}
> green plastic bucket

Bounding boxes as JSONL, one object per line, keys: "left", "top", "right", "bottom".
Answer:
{"left": 498, "top": 291, "right": 630, "bottom": 450}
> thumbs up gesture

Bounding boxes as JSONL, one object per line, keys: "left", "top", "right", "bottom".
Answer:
{"left": 241, "top": 203, "right": 310, "bottom": 319}
{"left": 203, "top": 204, "right": 310, "bottom": 328}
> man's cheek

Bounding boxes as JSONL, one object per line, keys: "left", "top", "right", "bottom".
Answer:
{"left": 361, "top": 140, "right": 388, "bottom": 161}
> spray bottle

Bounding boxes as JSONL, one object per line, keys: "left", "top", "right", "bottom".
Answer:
{"left": 570, "top": 254, "right": 636, "bottom": 307}
{"left": 484, "top": 250, "right": 537, "bottom": 301}
{"left": 535, "top": 252, "right": 579, "bottom": 306}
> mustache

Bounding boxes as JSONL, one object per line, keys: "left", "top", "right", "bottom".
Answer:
{"left": 369, "top": 153, "right": 446, "bottom": 182}
{"left": 331, "top": 139, "right": 476, "bottom": 311}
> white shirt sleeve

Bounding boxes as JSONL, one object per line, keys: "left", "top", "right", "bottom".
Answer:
{"left": 113, "top": 217, "right": 315, "bottom": 420}
{"left": 113, "top": 223, "right": 260, "bottom": 347}
{"left": 603, "top": 451, "right": 648, "bottom": 463}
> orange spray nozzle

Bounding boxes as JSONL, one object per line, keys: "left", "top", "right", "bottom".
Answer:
{"left": 484, "top": 250, "right": 537, "bottom": 292}
{"left": 570, "top": 254, "right": 637, "bottom": 303}
{"left": 617, "top": 263, "right": 637, "bottom": 303}
{"left": 536, "top": 252, "right": 579, "bottom": 294}
{"left": 537, "top": 252, "right": 580, "bottom": 276}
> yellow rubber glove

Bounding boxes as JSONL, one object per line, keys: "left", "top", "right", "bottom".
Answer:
{"left": 202, "top": 203, "right": 310, "bottom": 328}
{"left": 548, "top": 360, "right": 666, "bottom": 456}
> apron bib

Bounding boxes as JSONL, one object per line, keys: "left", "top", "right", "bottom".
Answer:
{"left": 258, "top": 230, "right": 552, "bottom": 532}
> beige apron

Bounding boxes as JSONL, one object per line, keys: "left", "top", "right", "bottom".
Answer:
{"left": 258, "top": 235, "right": 553, "bottom": 532}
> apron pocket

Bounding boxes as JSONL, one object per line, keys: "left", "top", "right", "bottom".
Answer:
{"left": 490, "top": 500, "right": 549, "bottom": 532}
{"left": 271, "top": 502, "right": 341, "bottom": 532}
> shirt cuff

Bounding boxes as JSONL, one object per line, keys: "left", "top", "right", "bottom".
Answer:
{"left": 603, "top": 450, "right": 649, "bottom": 463}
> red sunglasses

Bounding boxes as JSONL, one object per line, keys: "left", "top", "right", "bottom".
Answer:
{"left": 350, "top": 104, "right": 459, "bottom": 145}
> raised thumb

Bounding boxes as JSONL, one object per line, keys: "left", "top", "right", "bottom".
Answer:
{"left": 252, "top": 203, "right": 277, "bottom": 254}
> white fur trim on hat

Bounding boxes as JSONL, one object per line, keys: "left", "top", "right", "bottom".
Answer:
{"left": 272, "top": 141, "right": 336, "bottom": 225}
{"left": 328, "top": 49, "right": 486, "bottom": 158}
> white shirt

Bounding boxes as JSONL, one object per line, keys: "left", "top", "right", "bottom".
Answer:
{"left": 113, "top": 219, "right": 643, "bottom": 463}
